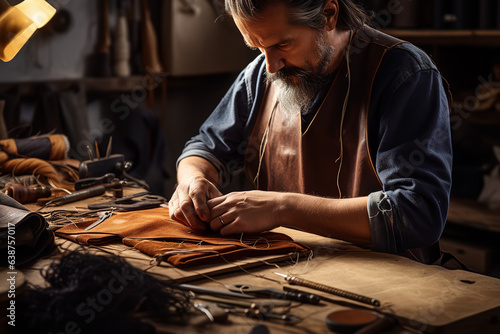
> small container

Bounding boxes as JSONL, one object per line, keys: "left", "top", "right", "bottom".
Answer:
{"left": 326, "top": 309, "right": 379, "bottom": 333}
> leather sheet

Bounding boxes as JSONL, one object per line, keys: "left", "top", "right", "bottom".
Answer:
{"left": 0, "top": 192, "right": 55, "bottom": 266}
{"left": 55, "top": 207, "right": 310, "bottom": 268}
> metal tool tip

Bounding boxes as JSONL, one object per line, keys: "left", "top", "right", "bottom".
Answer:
{"left": 274, "top": 272, "right": 287, "bottom": 278}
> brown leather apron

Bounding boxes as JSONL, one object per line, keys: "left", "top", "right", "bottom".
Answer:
{"left": 245, "top": 26, "right": 403, "bottom": 198}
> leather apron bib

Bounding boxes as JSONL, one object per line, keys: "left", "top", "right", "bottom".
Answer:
{"left": 245, "top": 26, "right": 403, "bottom": 198}
{"left": 244, "top": 26, "right": 454, "bottom": 265}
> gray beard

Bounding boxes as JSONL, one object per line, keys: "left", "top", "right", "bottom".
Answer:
{"left": 265, "top": 35, "right": 335, "bottom": 119}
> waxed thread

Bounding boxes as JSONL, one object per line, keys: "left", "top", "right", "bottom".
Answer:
{"left": 254, "top": 101, "right": 278, "bottom": 189}
{"left": 335, "top": 31, "right": 353, "bottom": 199}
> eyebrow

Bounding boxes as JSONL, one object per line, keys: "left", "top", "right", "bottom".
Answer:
{"left": 244, "top": 38, "right": 293, "bottom": 50}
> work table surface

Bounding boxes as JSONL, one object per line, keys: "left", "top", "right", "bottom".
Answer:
{"left": 14, "top": 196, "right": 500, "bottom": 333}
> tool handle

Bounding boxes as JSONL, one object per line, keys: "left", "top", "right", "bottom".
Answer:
{"left": 282, "top": 286, "right": 321, "bottom": 305}
{"left": 288, "top": 276, "right": 380, "bottom": 307}
{"left": 7, "top": 184, "right": 51, "bottom": 204}
{"left": 75, "top": 173, "right": 115, "bottom": 190}
{"left": 47, "top": 185, "right": 106, "bottom": 206}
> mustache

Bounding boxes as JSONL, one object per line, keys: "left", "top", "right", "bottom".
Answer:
{"left": 267, "top": 66, "right": 314, "bottom": 85}
{"left": 266, "top": 66, "right": 328, "bottom": 92}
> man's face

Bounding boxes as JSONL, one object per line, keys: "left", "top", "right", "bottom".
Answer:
{"left": 234, "top": 3, "right": 335, "bottom": 116}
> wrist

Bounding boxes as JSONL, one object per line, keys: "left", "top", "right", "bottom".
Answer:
{"left": 274, "top": 192, "right": 294, "bottom": 228}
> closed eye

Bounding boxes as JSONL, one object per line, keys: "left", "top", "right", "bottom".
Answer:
{"left": 276, "top": 42, "right": 290, "bottom": 49}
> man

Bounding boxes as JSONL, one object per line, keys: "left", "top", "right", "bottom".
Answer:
{"left": 169, "top": 0, "right": 453, "bottom": 264}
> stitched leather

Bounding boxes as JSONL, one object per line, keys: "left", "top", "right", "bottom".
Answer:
{"left": 56, "top": 207, "right": 310, "bottom": 268}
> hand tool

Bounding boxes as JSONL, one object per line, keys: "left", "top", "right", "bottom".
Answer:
{"left": 191, "top": 302, "right": 228, "bottom": 325}
{"left": 226, "top": 284, "right": 321, "bottom": 305}
{"left": 45, "top": 185, "right": 106, "bottom": 207}
{"left": 274, "top": 272, "right": 381, "bottom": 307}
{"left": 74, "top": 173, "right": 115, "bottom": 190}
{"left": 84, "top": 210, "right": 114, "bottom": 231}
{"left": 166, "top": 283, "right": 254, "bottom": 300}
{"left": 224, "top": 306, "right": 302, "bottom": 325}
{"left": 105, "top": 136, "right": 112, "bottom": 158}
{"left": 194, "top": 294, "right": 291, "bottom": 311}
{"left": 87, "top": 191, "right": 164, "bottom": 211}
{"left": 6, "top": 184, "right": 51, "bottom": 204}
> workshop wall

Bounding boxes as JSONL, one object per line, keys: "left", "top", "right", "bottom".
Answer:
{"left": 0, "top": 0, "right": 255, "bottom": 197}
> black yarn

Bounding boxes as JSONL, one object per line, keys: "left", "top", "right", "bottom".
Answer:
{"left": 17, "top": 251, "right": 191, "bottom": 334}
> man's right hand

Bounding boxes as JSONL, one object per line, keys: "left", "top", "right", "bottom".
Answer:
{"left": 169, "top": 176, "right": 222, "bottom": 231}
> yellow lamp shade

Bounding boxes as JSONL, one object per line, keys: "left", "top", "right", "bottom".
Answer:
{"left": 0, "top": 0, "right": 55, "bottom": 62}
{"left": 16, "top": 0, "right": 56, "bottom": 28}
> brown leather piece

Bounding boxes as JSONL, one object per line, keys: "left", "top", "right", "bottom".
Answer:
{"left": 55, "top": 207, "right": 310, "bottom": 268}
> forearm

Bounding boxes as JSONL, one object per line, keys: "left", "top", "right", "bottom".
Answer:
{"left": 177, "top": 156, "right": 219, "bottom": 186}
{"left": 278, "top": 193, "right": 371, "bottom": 245}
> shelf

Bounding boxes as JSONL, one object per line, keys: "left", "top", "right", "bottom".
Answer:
{"left": 0, "top": 76, "right": 152, "bottom": 96}
{"left": 0, "top": 72, "right": 240, "bottom": 97}
{"left": 380, "top": 29, "right": 500, "bottom": 47}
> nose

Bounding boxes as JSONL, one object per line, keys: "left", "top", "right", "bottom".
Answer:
{"left": 264, "top": 49, "right": 285, "bottom": 74}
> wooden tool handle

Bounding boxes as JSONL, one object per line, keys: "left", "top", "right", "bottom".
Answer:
{"left": 288, "top": 276, "right": 381, "bottom": 307}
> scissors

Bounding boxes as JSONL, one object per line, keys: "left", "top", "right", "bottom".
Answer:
{"left": 226, "top": 284, "right": 321, "bottom": 305}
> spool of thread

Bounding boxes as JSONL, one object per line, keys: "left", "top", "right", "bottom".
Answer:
{"left": 6, "top": 184, "right": 52, "bottom": 204}
{"left": 113, "top": 12, "right": 131, "bottom": 77}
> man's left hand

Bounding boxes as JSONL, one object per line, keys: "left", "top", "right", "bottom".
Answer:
{"left": 207, "top": 190, "right": 283, "bottom": 235}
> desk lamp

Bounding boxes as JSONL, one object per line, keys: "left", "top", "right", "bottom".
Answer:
{"left": 0, "top": 0, "right": 56, "bottom": 62}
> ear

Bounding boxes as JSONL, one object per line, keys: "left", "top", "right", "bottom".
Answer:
{"left": 323, "top": 0, "right": 339, "bottom": 31}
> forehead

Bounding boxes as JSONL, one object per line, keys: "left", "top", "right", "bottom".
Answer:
{"left": 233, "top": 3, "right": 312, "bottom": 48}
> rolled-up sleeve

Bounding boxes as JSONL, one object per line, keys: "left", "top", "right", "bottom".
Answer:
{"left": 368, "top": 54, "right": 452, "bottom": 254}
{"left": 177, "top": 55, "right": 267, "bottom": 185}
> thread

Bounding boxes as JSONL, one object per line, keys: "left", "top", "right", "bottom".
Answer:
{"left": 254, "top": 101, "right": 278, "bottom": 189}
{"left": 335, "top": 30, "right": 353, "bottom": 199}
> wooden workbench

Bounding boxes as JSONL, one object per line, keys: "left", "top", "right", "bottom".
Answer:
{"left": 10, "top": 194, "right": 500, "bottom": 333}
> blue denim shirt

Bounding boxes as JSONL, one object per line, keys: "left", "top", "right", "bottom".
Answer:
{"left": 178, "top": 43, "right": 453, "bottom": 256}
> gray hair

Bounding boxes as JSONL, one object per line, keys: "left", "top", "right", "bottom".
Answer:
{"left": 225, "top": 0, "right": 371, "bottom": 30}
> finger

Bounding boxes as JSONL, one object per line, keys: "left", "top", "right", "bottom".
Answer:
{"left": 209, "top": 212, "right": 235, "bottom": 233}
{"left": 207, "top": 195, "right": 227, "bottom": 210}
{"left": 189, "top": 185, "right": 210, "bottom": 221}
{"left": 219, "top": 218, "right": 241, "bottom": 236}
{"left": 169, "top": 200, "right": 192, "bottom": 227}
{"left": 177, "top": 184, "right": 203, "bottom": 225}
{"left": 178, "top": 200, "right": 207, "bottom": 231}
{"left": 171, "top": 208, "right": 188, "bottom": 225}
{"left": 168, "top": 193, "right": 180, "bottom": 218}
{"left": 208, "top": 186, "right": 223, "bottom": 198}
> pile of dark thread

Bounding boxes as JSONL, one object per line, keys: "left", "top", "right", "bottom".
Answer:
{"left": 17, "top": 251, "right": 191, "bottom": 333}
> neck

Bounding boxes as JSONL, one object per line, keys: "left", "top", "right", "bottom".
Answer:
{"left": 327, "top": 29, "right": 353, "bottom": 73}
